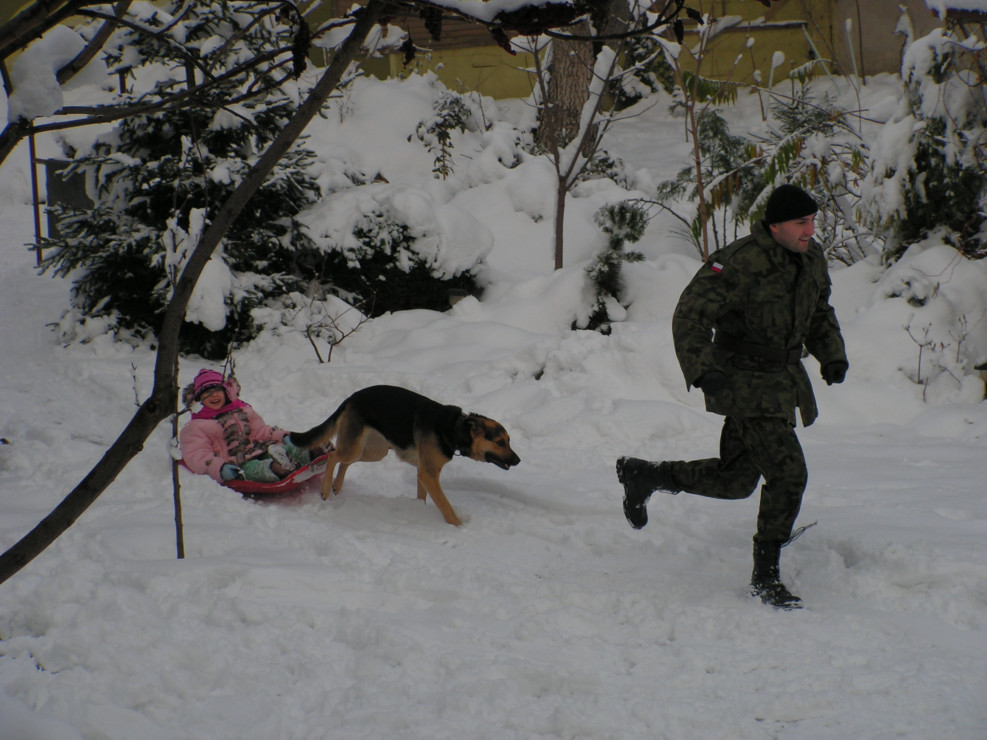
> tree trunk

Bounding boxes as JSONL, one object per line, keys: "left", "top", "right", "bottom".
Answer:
{"left": 0, "top": 0, "right": 386, "bottom": 587}
{"left": 535, "top": 20, "right": 594, "bottom": 154}
{"left": 553, "top": 174, "right": 566, "bottom": 269}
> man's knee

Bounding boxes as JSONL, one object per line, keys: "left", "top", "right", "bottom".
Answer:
{"left": 772, "top": 459, "right": 807, "bottom": 492}
{"left": 720, "top": 472, "right": 761, "bottom": 499}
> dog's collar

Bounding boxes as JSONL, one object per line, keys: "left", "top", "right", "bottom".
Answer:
{"left": 448, "top": 413, "right": 475, "bottom": 458}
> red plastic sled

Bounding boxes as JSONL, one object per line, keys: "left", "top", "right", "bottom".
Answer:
{"left": 181, "top": 453, "right": 330, "bottom": 499}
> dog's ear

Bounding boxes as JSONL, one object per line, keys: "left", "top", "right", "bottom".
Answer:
{"left": 466, "top": 414, "right": 503, "bottom": 440}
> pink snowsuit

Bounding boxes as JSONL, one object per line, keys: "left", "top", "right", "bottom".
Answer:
{"left": 180, "top": 377, "right": 286, "bottom": 482}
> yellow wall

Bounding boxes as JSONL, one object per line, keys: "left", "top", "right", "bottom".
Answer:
{"left": 676, "top": 0, "right": 834, "bottom": 84}
{"left": 364, "top": 47, "right": 538, "bottom": 100}
{"left": 0, "top": 0, "right": 31, "bottom": 25}
{"left": 0, "top": 0, "right": 945, "bottom": 101}
{"left": 677, "top": 0, "right": 941, "bottom": 84}
{"left": 831, "top": 0, "right": 940, "bottom": 79}
{"left": 372, "top": 0, "right": 838, "bottom": 98}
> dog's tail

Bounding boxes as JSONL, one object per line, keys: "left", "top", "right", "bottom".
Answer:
{"left": 289, "top": 403, "right": 345, "bottom": 452}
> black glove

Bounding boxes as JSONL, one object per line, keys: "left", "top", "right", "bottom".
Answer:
{"left": 695, "top": 370, "right": 729, "bottom": 396}
{"left": 821, "top": 361, "right": 848, "bottom": 386}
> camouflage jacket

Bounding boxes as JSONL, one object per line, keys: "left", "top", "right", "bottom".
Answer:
{"left": 672, "top": 221, "right": 847, "bottom": 426}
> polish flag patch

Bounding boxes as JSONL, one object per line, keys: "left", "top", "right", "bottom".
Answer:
{"left": 710, "top": 262, "right": 724, "bottom": 274}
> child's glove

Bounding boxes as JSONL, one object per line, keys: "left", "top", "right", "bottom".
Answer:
{"left": 220, "top": 463, "right": 245, "bottom": 481}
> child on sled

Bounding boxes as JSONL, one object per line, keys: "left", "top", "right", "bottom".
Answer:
{"left": 180, "top": 368, "right": 312, "bottom": 484}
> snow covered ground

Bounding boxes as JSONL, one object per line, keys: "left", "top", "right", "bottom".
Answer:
{"left": 1, "top": 64, "right": 986, "bottom": 739}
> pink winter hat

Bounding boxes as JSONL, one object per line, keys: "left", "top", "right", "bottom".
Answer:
{"left": 192, "top": 369, "right": 225, "bottom": 399}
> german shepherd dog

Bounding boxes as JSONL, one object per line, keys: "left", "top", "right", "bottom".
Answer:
{"left": 289, "top": 385, "right": 521, "bottom": 526}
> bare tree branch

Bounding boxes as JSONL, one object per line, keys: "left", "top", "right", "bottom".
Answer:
{"left": 0, "top": 1, "right": 98, "bottom": 60}
{"left": 56, "top": 1, "right": 133, "bottom": 84}
{"left": 0, "top": 1, "right": 307, "bottom": 164}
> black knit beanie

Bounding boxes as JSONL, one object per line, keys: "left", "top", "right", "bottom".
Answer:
{"left": 763, "top": 184, "right": 818, "bottom": 225}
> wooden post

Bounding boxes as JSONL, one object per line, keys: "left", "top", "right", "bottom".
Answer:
{"left": 28, "top": 125, "right": 42, "bottom": 265}
{"left": 172, "top": 348, "right": 185, "bottom": 559}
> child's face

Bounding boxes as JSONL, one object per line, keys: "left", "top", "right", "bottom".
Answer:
{"left": 200, "top": 387, "right": 227, "bottom": 410}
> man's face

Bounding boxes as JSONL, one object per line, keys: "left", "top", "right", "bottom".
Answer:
{"left": 769, "top": 214, "right": 815, "bottom": 253}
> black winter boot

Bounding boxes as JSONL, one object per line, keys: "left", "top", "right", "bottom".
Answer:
{"left": 750, "top": 541, "right": 802, "bottom": 610}
{"left": 615, "top": 457, "right": 679, "bottom": 530}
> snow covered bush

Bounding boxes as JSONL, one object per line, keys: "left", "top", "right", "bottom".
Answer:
{"left": 579, "top": 201, "right": 645, "bottom": 332}
{"left": 252, "top": 291, "right": 369, "bottom": 364}
{"left": 322, "top": 208, "right": 481, "bottom": 316}
{"left": 873, "top": 241, "right": 987, "bottom": 402}
{"left": 650, "top": 70, "right": 874, "bottom": 264}
{"left": 651, "top": 105, "right": 759, "bottom": 254}
{"left": 861, "top": 20, "right": 987, "bottom": 261}
{"left": 414, "top": 91, "right": 482, "bottom": 179}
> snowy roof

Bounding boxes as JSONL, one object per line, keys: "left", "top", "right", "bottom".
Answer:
{"left": 925, "top": 0, "right": 987, "bottom": 18}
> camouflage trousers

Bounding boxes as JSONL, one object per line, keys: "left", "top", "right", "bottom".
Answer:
{"left": 665, "top": 415, "right": 808, "bottom": 545}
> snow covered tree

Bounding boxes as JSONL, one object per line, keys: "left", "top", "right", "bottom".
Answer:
{"left": 748, "top": 72, "right": 873, "bottom": 264}
{"left": 524, "top": 1, "right": 702, "bottom": 269}
{"left": 646, "top": 67, "right": 874, "bottom": 265}
{"left": 580, "top": 200, "right": 645, "bottom": 332}
{"left": 42, "top": 2, "right": 326, "bottom": 359}
{"left": 651, "top": 104, "right": 754, "bottom": 256}
{"left": 861, "top": 17, "right": 987, "bottom": 261}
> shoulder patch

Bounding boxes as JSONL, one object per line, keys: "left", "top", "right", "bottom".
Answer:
{"left": 710, "top": 262, "right": 724, "bottom": 274}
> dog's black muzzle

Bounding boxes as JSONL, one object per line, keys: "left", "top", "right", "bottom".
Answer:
{"left": 487, "top": 452, "right": 521, "bottom": 469}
